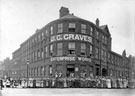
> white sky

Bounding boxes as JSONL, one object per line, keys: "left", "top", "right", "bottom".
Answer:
{"left": 0, "top": 0, "right": 135, "bottom": 61}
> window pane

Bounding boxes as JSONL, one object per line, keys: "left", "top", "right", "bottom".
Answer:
{"left": 68, "top": 43, "right": 75, "bottom": 49}
{"left": 69, "top": 23, "right": 75, "bottom": 28}
{"left": 57, "top": 43, "right": 62, "bottom": 49}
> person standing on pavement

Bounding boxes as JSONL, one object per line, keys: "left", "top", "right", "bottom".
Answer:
{"left": 0, "top": 79, "right": 3, "bottom": 90}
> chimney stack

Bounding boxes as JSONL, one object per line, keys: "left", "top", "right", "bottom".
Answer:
{"left": 96, "top": 18, "right": 99, "bottom": 26}
{"left": 59, "top": 7, "right": 69, "bottom": 18}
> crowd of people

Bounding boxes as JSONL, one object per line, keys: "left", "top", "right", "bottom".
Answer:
{"left": 0, "top": 77, "right": 132, "bottom": 89}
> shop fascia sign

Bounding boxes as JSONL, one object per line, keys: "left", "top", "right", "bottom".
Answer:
{"left": 50, "top": 56, "right": 91, "bottom": 62}
{"left": 50, "top": 34, "right": 92, "bottom": 43}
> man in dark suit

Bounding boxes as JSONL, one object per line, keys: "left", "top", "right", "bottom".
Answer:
{"left": 0, "top": 79, "right": 3, "bottom": 90}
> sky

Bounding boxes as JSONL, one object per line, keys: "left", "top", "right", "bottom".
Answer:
{"left": 0, "top": 0, "right": 135, "bottom": 61}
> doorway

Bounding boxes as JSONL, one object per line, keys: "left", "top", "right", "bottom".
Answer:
{"left": 66, "top": 64, "right": 75, "bottom": 77}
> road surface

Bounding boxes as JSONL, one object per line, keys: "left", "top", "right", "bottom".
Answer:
{"left": 0, "top": 88, "right": 135, "bottom": 96}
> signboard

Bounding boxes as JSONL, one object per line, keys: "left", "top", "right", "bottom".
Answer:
{"left": 50, "top": 34, "right": 92, "bottom": 43}
{"left": 50, "top": 56, "right": 91, "bottom": 62}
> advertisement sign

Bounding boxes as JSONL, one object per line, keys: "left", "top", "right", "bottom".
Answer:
{"left": 50, "top": 34, "right": 92, "bottom": 43}
{"left": 50, "top": 56, "right": 91, "bottom": 62}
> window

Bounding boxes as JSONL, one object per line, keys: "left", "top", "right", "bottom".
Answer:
{"left": 95, "top": 47, "right": 99, "bottom": 59}
{"left": 37, "top": 50, "right": 40, "bottom": 58}
{"left": 50, "top": 44, "right": 53, "bottom": 56}
{"left": 81, "top": 43, "right": 86, "bottom": 56}
{"left": 57, "top": 43, "right": 62, "bottom": 56}
{"left": 49, "top": 65, "right": 52, "bottom": 76}
{"left": 46, "top": 30, "right": 49, "bottom": 36}
{"left": 41, "top": 48, "right": 44, "bottom": 58}
{"left": 44, "top": 66, "right": 46, "bottom": 76}
{"left": 105, "top": 36, "right": 107, "bottom": 44}
{"left": 90, "top": 26, "right": 93, "bottom": 35}
{"left": 41, "top": 32, "right": 44, "bottom": 40}
{"left": 90, "top": 45, "right": 92, "bottom": 56}
{"left": 58, "top": 23, "right": 63, "bottom": 33}
{"left": 96, "top": 30, "right": 99, "bottom": 39}
{"left": 50, "top": 26, "right": 53, "bottom": 35}
{"left": 45, "top": 46, "right": 49, "bottom": 57}
{"left": 40, "top": 66, "right": 44, "bottom": 76}
{"left": 69, "top": 23, "right": 75, "bottom": 32}
{"left": 102, "top": 35, "right": 104, "bottom": 43}
{"left": 68, "top": 43, "right": 75, "bottom": 55}
{"left": 81, "top": 24, "right": 86, "bottom": 33}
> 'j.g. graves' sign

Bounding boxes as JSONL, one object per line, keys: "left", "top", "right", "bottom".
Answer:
{"left": 50, "top": 56, "right": 91, "bottom": 62}
{"left": 50, "top": 34, "right": 92, "bottom": 43}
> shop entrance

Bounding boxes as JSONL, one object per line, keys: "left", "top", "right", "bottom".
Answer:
{"left": 102, "top": 68, "right": 107, "bottom": 76}
{"left": 66, "top": 64, "right": 75, "bottom": 77}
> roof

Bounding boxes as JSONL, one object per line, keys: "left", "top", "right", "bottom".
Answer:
{"left": 100, "top": 25, "right": 107, "bottom": 30}
{"left": 100, "top": 25, "right": 111, "bottom": 36}
{"left": 60, "top": 14, "right": 81, "bottom": 19}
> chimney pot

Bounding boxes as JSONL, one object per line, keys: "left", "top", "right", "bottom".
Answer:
{"left": 59, "top": 7, "right": 69, "bottom": 18}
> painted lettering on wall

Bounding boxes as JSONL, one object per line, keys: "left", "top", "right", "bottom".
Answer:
{"left": 50, "top": 34, "right": 92, "bottom": 43}
{"left": 50, "top": 56, "right": 91, "bottom": 62}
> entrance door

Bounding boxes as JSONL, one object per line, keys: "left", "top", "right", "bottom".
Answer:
{"left": 102, "top": 68, "right": 107, "bottom": 76}
{"left": 66, "top": 64, "right": 75, "bottom": 77}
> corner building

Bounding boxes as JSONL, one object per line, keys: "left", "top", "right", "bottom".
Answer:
{"left": 11, "top": 7, "right": 130, "bottom": 88}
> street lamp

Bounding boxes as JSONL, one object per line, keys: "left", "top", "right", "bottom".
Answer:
{"left": 26, "top": 59, "right": 30, "bottom": 88}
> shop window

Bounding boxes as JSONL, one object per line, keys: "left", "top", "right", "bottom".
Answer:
{"left": 81, "top": 24, "right": 86, "bottom": 33}
{"left": 68, "top": 43, "right": 75, "bottom": 55}
{"left": 58, "top": 23, "right": 63, "bottom": 33}
{"left": 81, "top": 43, "right": 86, "bottom": 56}
{"left": 69, "top": 23, "right": 75, "bottom": 32}
{"left": 80, "top": 65, "right": 87, "bottom": 77}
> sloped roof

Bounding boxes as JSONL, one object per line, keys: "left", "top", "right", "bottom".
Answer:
{"left": 100, "top": 25, "right": 111, "bottom": 36}
{"left": 60, "top": 14, "right": 81, "bottom": 19}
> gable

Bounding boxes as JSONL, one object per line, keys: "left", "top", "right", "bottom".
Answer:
{"left": 100, "top": 25, "right": 111, "bottom": 36}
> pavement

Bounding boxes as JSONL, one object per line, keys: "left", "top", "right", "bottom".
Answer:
{"left": 0, "top": 88, "right": 135, "bottom": 96}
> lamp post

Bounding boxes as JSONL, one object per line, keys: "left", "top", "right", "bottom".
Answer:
{"left": 26, "top": 59, "right": 30, "bottom": 88}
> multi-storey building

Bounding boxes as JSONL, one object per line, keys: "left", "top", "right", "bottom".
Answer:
{"left": 6, "top": 7, "right": 130, "bottom": 88}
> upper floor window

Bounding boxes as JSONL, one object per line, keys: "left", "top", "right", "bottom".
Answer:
{"left": 50, "top": 26, "right": 53, "bottom": 35}
{"left": 57, "top": 43, "right": 63, "bottom": 56}
{"left": 96, "top": 30, "right": 99, "bottom": 39}
{"left": 90, "top": 26, "right": 93, "bottom": 36}
{"left": 105, "top": 36, "right": 107, "bottom": 44}
{"left": 45, "top": 46, "right": 49, "bottom": 57}
{"left": 50, "top": 44, "right": 53, "bottom": 56}
{"left": 69, "top": 23, "right": 75, "bottom": 32}
{"left": 46, "top": 30, "right": 49, "bottom": 36}
{"left": 81, "top": 24, "right": 86, "bottom": 33}
{"left": 90, "top": 45, "right": 92, "bottom": 56}
{"left": 58, "top": 23, "right": 63, "bottom": 33}
{"left": 68, "top": 43, "right": 75, "bottom": 55}
{"left": 81, "top": 43, "right": 86, "bottom": 56}
{"left": 95, "top": 47, "right": 99, "bottom": 59}
{"left": 102, "top": 35, "right": 104, "bottom": 43}
{"left": 41, "top": 32, "right": 44, "bottom": 40}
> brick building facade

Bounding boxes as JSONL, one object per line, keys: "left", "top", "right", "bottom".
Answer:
{"left": 2, "top": 7, "right": 131, "bottom": 88}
